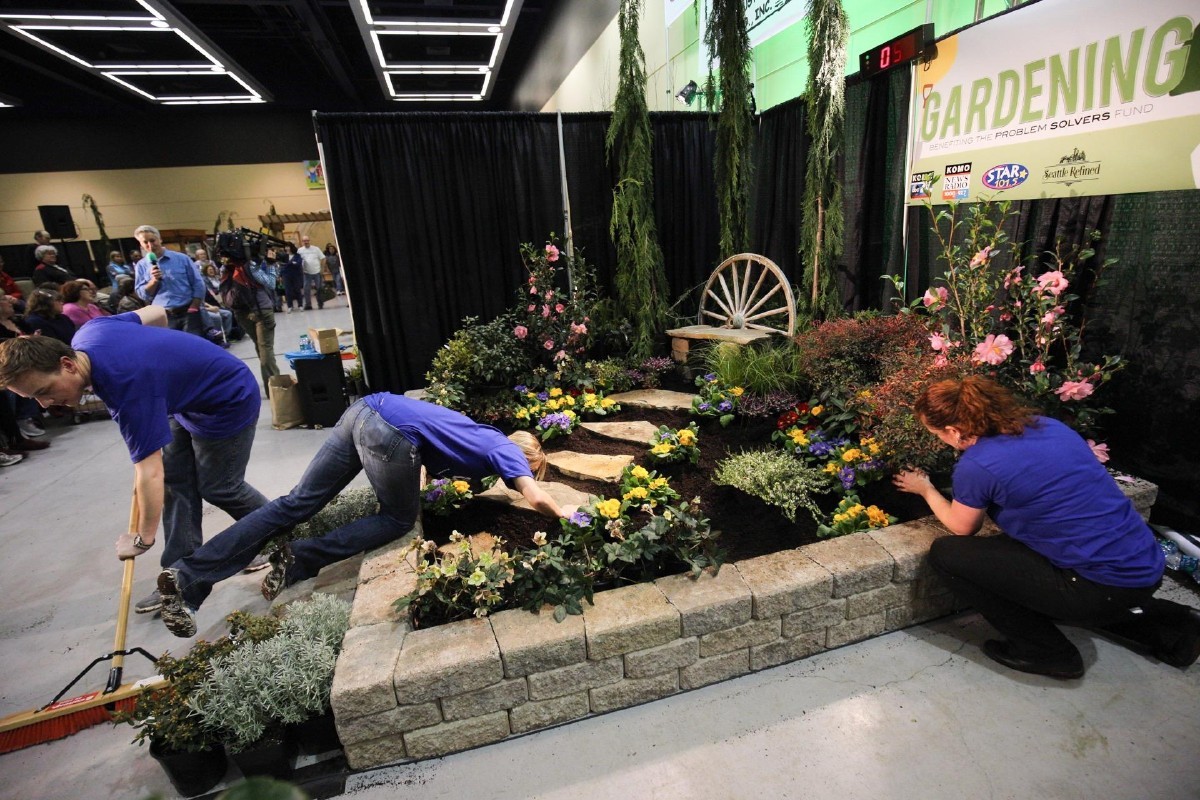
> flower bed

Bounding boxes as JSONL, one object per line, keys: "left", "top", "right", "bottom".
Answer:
{"left": 329, "top": 474, "right": 1156, "bottom": 769}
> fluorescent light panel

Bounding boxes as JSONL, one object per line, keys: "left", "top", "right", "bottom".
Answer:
{"left": 0, "top": 0, "right": 264, "bottom": 104}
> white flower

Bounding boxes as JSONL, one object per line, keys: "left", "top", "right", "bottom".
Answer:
{"left": 532, "top": 531, "right": 548, "bottom": 546}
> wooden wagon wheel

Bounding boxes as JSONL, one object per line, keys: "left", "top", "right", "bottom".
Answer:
{"left": 697, "top": 253, "right": 796, "bottom": 337}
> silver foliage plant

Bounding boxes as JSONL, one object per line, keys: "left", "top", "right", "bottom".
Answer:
{"left": 713, "top": 448, "right": 831, "bottom": 523}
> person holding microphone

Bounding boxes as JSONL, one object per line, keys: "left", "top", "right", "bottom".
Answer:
{"left": 133, "top": 225, "right": 206, "bottom": 336}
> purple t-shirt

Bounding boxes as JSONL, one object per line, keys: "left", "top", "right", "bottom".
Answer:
{"left": 72, "top": 313, "right": 260, "bottom": 463}
{"left": 952, "top": 416, "right": 1163, "bottom": 588}
{"left": 364, "top": 394, "right": 532, "bottom": 487}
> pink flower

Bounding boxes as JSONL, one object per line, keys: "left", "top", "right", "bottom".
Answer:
{"left": 1086, "top": 439, "right": 1110, "bottom": 463}
{"left": 554, "top": 303, "right": 564, "bottom": 313}
{"left": 934, "top": 354, "right": 949, "bottom": 367}
{"left": 969, "top": 246, "right": 994, "bottom": 266}
{"left": 1036, "top": 271, "right": 1069, "bottom": 296}
{"left": 544, "top": 290, "right": 554, "bottom": 301}
{"left": 922, "top": 287, "right": 948, "bottom": 308}
{"left": 545, "top": 243, "right": 560, "bottom": 262}
{"left": 929, "top": 332, "right": 951, "bottom": 352}
{"left": 570, "top": 322, "right": 588, "bottom": 335}
{"left": 972, "top": 334, "right": 1014, "bottom": 365}
{"left": 528, "top": 275, "right": 536, "bottom": 284}
{"left": 543, "top": 339, "right": 555, "bottom": 350}
{"left": 1029, "top": 360, "right": 1046, "bottom": 374}
{"left": 1055, "top": 380, "right": 1094, "bottom": 401}
{"left": 530, "top": 285, "right": 538, "bottom": 295}
{"left": 1041, "top": 306, "right": 1064, "bottom": 327}
{"left": 553, "top": 349, "right": 568, "bottom": 362}
{"left": 541, "top": 305, "right": 551, "bottom": 318}
{"left": 513, "top": 325, "right": 528, "bottom": 340}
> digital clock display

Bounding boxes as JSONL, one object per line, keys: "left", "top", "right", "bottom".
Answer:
{"left": 858, "top": 23, "right": 934, "bottom": 78}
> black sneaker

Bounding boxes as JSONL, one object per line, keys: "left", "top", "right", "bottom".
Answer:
{"left": 157, "top": 569, "right": 197, "bottom": 638}
{"left": 982, "top": 639, "right": 1084, "bottom": 679}
{"left": 261, "top": 543, "right": 294, "bottom": 600}
{"left": 134, "top": 589, "right": 162, "bottom": 614}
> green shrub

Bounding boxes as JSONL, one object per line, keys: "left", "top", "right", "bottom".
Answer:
{"left": 700, "top": 338, "right": 804, "bottom": 396}
{"left": 714, "top": 448, "right": 832, "bottom": 523}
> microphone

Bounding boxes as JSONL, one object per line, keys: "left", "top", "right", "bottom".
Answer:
{"left": 147, "top": 252, "right": 158, "bottom": 267}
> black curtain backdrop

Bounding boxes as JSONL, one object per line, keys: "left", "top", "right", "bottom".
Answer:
{"left": 751, "top": 96, "right": 807, "bottom": 297}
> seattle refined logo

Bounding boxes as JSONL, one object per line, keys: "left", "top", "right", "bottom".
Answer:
{"left": 1043, "top": 148, "right": 1102, "bottom": 186}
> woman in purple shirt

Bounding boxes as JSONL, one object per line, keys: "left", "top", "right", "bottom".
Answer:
{"left": 895, "top": 376, "right": 1199, "bottom": 679}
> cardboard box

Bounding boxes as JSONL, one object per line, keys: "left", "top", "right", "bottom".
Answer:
{"left": 308, "top": 327, "right": 340, "bottom": 354}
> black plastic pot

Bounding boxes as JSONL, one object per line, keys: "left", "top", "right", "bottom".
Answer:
{"left": 230, "top": 731, "right": 297, "bottom": 780}
{"left": 288, "top": 709, "right": 342, "bottom": 756}
{"left": 149, "top": 740, "right": 228, "bottom": 797}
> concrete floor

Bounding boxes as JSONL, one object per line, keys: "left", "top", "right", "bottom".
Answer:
{"left": 2, "top": 297, "right": 1198, "bottom": 800}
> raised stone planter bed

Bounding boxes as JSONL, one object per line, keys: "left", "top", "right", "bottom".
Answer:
{"left": 328, "top": 477, "right": 1157, "bottom": 769}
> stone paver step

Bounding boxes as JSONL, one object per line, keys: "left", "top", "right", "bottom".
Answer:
{"left": 545, "top": 451, "right": 634, "bottom": 483}
{"left": 579, "top": 420, "right": 660, "bottom": 445}
{"left": 607, "top": 389, "right": 695, "bottom": 411}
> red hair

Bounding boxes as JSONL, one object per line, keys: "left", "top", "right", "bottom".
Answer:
{"left": 914, "top": 376, "right": 1036, "bottom": 438}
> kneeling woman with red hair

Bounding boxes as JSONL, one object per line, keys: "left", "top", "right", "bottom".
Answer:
{"left": 894, "top": 376, "right": 1199, "bottom": 679}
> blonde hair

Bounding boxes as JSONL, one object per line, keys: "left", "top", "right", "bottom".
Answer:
{"left": 507, "top": 430, "right": 548, "bottom": 480}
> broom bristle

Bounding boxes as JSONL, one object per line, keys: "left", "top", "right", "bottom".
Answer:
{"left": 0, "top": 697, "right": 136, "bottom": 755}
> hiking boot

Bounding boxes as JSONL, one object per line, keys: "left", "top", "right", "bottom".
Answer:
{"left": 243, "top": 553, "right": 271, "bottom": 573}
{"left": 157, "top": 569, "right": 197, "bottom": 638}
{"left": 11, "top": 437, "right": 49, "bottom": 452}
{"left": 261, "top": 543, "right": 294, "bottom": 600}
{"left": 134, "top": 589, "right": 162, "bottom": 614}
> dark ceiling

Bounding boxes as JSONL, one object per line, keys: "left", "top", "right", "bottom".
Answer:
{"left": 0, "top": 0, "right": 575, "bottom": 117}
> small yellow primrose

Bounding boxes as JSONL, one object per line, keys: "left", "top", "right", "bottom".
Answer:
{"left": 549, "top": 387, "right": 563, "bottom": 397}
{"left": 651, "top": 443, "right": 675, "bottom": 455}
{"left": 596, "top": 498, "right": 622, "bottom": 519}
{"left": 631, "top": 465, "right": 650, "bottom": 480}
{"left": 452, "top": 480, "right": 470, "bottom": 494}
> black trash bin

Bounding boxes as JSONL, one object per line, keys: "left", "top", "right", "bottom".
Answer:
{"left": 293, "top": 353, "right": 347, "bottom": 428}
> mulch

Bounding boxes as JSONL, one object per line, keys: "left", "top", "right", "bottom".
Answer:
{"left": 422, "top": 405, "right": 932, "bottom": 562}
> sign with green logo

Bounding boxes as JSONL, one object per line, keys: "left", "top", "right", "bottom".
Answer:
{"left": 907, "top": 0, "right": 1200, "bottom": 204}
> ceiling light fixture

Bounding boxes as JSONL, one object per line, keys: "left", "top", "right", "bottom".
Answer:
{"left": 0, "top": 1, "right": 269, "bottom": 105}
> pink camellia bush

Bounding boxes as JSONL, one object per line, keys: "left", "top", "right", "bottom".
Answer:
{"left": 887, "top": 197, "right": 1123, "bottom": 440}
{"left": 513, "top": 325, "right": 528, "bottom": 340}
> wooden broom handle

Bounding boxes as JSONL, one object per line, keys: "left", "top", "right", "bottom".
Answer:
{"left": 111, "top": 490, "right": 140, "bottom": 671}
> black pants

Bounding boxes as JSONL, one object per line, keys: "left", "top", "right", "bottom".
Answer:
{"left": 930, "top": 534, "right": 1189, "bottom": 660}
{"left": 166, "top": 306, "right": 204, "bottom": 336}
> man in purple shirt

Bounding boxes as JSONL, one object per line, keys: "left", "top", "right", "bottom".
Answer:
{"left": 0, "top": 307, "right": 268, "bottom": 614}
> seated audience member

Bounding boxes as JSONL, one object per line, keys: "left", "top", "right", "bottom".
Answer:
{"left": 25, "top": 288, "right": 76, "bottom": 344}
{"left": 128, "top": 248, "right": 143, "bottom": 266}
{"left": 61, "top": 280, "right": 111, "bottom": 328}
{"left": 0, "top": 293, "right": 49, "bottom": 449}
{"left": 0, "top": 255, "right": 25, "bottom": 312}
{"left": 32, "top": 246, "right": 76, "bottom": 286}
{"left": 152, "top": 395, "right": 564, "bottom": 636}
{"left": 113, "top": 276, "right": 146, "bottom": 313}
{"left": 106, "top": 251, "right": 134, "bottom": 290}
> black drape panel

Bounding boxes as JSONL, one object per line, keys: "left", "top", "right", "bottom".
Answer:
{"left": 315, "top": 112, "right": 562, "bottom": 391}
{"left": 844, "top": 69, "right": 910, "bottom": 311}
{"left": 751, "top": 96, "right": 807, "bottom": 288}
{"left": 650, "top": 112, "right": 721, "bottom": 317}
{"left": 559, "top": 113, "right": 618, "bottom": 290}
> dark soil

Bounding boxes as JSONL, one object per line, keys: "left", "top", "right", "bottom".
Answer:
{"left": 423, "top": 406, "right": 932, "bottom": 562}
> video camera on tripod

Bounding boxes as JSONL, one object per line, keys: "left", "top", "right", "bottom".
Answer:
{"left": 215, "top": 227, "right": 288, "bottom": 263}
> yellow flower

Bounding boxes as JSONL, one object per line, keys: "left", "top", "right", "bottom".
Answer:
{"left": 583, "top": 394, "right": 598, "bottom": 406}
{"left": 545, "top": 398, "right": 560, "bottom": 410}
{"left": 514, "top": 408, "right": 529, "bottom": 419}
{"left": 833, "top": 512, "right": 848, "bottom": 523}
{"left": 810, "top": 405, "right": 824, "bottom": 416}
{"left": 677, "top": 429, "right": 697, "bottom": 446}
{"left": 841, "top": 448, "right": 864, "bottom": 463}
{"left": 452, "top": 480, "right": 470, "bottom": 495}
{"left": 824, "top": 462, "right": 839, "bottom": 474}
{"left": 790, "top": 429, "right": 809, "bottom": 446}
{"left": 564, "top": 410, "right": 577, "bottom": 420}
{"left": 549, "top": 387, "right": 563, "bottom": 397}
{"left": 596, "top": 499, "right": 622, "bottom": 519}
{"left": 857, "top": 389, "right": 872, "bottom": 399}
{"left": 623, "top": 487, "right": 649, "bottom": 501}
{"left": 869, "top": 443, "right": 882, "bottom": 456}
{"left": 730, "top": 386, "right": 744, "bottom": 397}
{"left": 600, "top": 397, "right": 616, "bottom": 407}
{"left": 631, "top": 465, "right": 649, "bottom": 479}
{"left": 526, "top": 391, "right": 537, "bottom": 399}
{"left": 847, "top": 504, "right": 865, "bottom": 517}
{"left": 562, "top": 395, "right": 576, "bottom": 406}
{"left": 649, "top": 477, "right": 668, "bottom": 489}
{"left": 867, "top": 506, "right": 890, "bottom": 527}
{"left": 651, "top": 442, "right": 675, "bottom": 455}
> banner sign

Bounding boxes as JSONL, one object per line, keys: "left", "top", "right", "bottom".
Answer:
{"left": 745, "top": 0, "right": 806, "bottom": 49}
{"left": 665, "top": 0, "right": 692, "bottom": 27}
{"left": 908, "top": 0, "right": 1200, "bottom": 204}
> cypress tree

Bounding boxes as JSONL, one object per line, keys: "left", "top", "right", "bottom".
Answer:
{"left": 705, "top": 0, "right": 754, "bottom": 258}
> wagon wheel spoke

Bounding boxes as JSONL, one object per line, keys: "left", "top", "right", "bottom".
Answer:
{"left": 715, "top": 272, "right": 737, "bottom": 322}
{"left": 745, "top": 306, "right": 789, "bottom": 322}
{"left": 703, "top": 289, "right": 736, "bottom": 321}
{"left": 745, "top": 322, "right": 784, "bottom": 332}
{"left": 737, "top": 259, "right": 753, "bottom": 316}
{"left": 743, "top": 282, "right": 784, "bottom": 318}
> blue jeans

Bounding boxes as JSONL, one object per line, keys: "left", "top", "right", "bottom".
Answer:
{"left": 171, "top": 400, "right": 421, "bottom": 609}
{"left": 161, "top": 419, "right": 268, "bottom": 569}
{"left": 303, "top": 272, "right": 324, "bottom": 309}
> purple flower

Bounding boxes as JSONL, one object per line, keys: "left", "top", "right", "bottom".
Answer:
{"left": 424, "top": 488, "right": 445, "bottom": 502}
{"left": 704, "top": 373, "right": 717, "bottom": 382}
{"left": 514, "top": 384, "right": 527, "bottom": 394}
{"left": 838, "top": 467, "right": 856, "bottom": 490}
{"left": 569, "top": 510, "right": 593, "bottom": 528}
{"left": 718, "top": 400, "right": 732, "bottom": 412}
{"left": 698, "top": 402, "right": 711, "bottom": 412}
{"left": 536, "top": 391, "right": 549, "bottom": 401}
{"left": 809, "top": 441, "right": 834, "bottom": 457}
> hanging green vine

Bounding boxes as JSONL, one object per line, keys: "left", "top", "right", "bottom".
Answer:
{"left": 81, "top": 194, "right": 110, "bottom": 262}
{"left": 606, "top": 0, "right": 669, "bottom": 359}
{"left": 799, "top": 0, "right": 848, "bottom": 319}
{"left": 705, "top": 0, "right": 754, "bottom": 258}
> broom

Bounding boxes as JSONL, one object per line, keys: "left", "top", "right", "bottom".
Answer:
{"left": 0, "top": 493, "right": 167, "bottom": 753}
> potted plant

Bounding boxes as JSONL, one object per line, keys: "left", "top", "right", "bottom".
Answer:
{"left": 272, "top": 594, "right": 351, "bottom": 755}
{"left": 113, "top": 638, "right": 236, "bottom": 797}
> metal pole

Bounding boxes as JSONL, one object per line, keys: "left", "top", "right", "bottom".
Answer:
{"left": 556, "top": 110, "right": 575, "bottom": 293}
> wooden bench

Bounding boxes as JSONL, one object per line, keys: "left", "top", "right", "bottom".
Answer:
{"left": 666, "top": 252, "right": 796, "bottom": 362}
